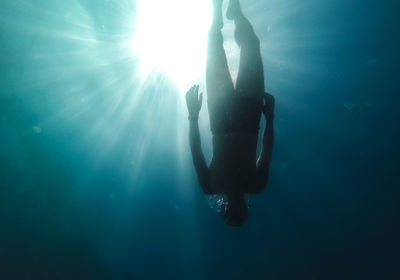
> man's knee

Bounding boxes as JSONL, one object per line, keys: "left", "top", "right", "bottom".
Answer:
{"left": 235, "top": 31, "right": 260, "bottom": 46}
{"left": 209, "top": 29, "right": 223, "bottom": 42}
{"left": 209, "top": 25, "right": 223, "bottom": 37}
{"left": 247, "top": 34, "right": 260, "bottom": 45}
{"left": 252, "top": 36, "right": 260, "bottom": 46}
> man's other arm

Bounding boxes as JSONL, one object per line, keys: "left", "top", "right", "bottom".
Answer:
{"left": 253, "top": 93, "right": 275, "bottom": 193}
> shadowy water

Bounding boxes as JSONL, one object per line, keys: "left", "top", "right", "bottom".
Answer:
{"left": 0, "top": 0, "right": 399, "bottom": 279}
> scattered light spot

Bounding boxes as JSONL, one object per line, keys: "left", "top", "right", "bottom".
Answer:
{"left": 344, "top": 103, "right": 357, "bottom": 110}
{"left": 32, "top": 126, "right": 42, "bottom": 134}
{"left": 366, "top": 58, "right": 377, "bottom": 65}
{"left": 364, "top": 101, "right": 373, "bottom": 108}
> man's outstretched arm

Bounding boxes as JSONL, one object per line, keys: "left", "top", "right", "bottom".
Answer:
{"left": 186, "top": 85, "right": 212, "bottom": 194}
{"left": 189, "top": 117, "right": 212, "bottom": 194}
{"left": 254, "top": 93, "right": 275, "bottom": 193}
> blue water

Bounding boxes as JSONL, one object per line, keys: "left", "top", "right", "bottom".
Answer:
{"left": 1, "top": 0, "right": 399, "bottom": 279}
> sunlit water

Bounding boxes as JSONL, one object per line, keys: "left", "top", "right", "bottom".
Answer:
{"left": 1, "top": 0, "right": 399, "bottom": 279}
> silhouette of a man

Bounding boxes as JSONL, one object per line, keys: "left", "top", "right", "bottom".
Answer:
{"left": 186, "top": 0, "right": 274, "bottom": 226}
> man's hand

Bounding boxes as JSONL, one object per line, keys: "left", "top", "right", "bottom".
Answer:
{"left": 186, "top": 85, "right": 203, "bottom": 120}
{"left": 263, "top": 92, "right": 275, "bottom": 121}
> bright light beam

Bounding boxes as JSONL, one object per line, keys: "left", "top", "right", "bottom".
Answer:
{"left": 132, "top": 0, "right": 212, "bottom": 92}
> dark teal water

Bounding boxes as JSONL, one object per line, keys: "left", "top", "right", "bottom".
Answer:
{"left": 1, "top": 0, "right": 399, "bottom": 279}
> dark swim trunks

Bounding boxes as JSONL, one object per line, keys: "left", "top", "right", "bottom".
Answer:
{"left": 209, "top": 94, "right": 263, "bottom": 135}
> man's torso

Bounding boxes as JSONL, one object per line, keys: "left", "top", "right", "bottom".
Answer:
{"left": 210, "top": 133, "right": 259, "bottom": 194}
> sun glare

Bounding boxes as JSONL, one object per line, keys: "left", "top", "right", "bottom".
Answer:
{"left": 132, "top": 0, "right": 212, "bottom": 91}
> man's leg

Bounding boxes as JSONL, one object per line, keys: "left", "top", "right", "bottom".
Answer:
{"left": 228, "top": 0, "right": 264, "bottom": 100}
{"left": 207, "top": 0, "right": 234, "bottom": 111}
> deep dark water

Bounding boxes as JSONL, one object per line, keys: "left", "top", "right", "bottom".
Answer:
{"left": 1, "top": 0, "right": 399, "bottom": 279}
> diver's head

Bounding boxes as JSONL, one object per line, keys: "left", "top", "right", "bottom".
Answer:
{"left": 220, "top": 195, "right": 248, "bottom": 227}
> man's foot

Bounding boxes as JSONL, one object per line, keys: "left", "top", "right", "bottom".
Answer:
{"left": 226, "top": 0, "right": 241, "bottom": 20}
{"left": 213, "top": 0, "right": 223, "bottom": 29}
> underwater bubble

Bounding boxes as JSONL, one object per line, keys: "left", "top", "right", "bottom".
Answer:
{"left": 208, "top": 195, "right": 225, "bottom": 212}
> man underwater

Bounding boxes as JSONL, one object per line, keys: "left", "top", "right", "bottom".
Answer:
{"left": 186, "top": 0, "right": 274, "bottom": 226}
